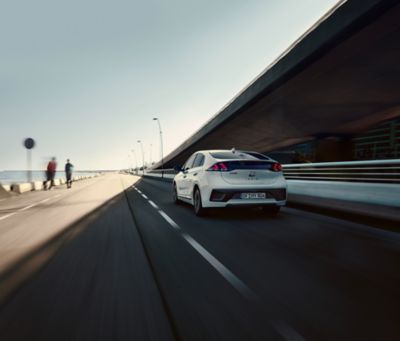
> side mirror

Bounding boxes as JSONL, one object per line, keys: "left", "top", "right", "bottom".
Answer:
{"left": 174, "top": 165, "right": 182, "bottom": 173}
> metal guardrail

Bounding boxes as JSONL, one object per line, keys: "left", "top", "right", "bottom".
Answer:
{"left": 282, "top": 159, "right": 400, "bottom": 183}
{"left": 145, "top": 160, "right": 400, "bottom": 209}
{"left": 147, "top": 159, "right": 400, "bottom": 184}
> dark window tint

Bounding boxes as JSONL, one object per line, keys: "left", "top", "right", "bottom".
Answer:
{"left": 210, "top": 151, "right": 258, "bottom": 160}
{"left": 243, "top": 151, "right": 271, "bottom": 160}
{"left": 192, "top": 154, "right": 205, "bottom": 168}
{"left": 224, "top": 161, "right": 273, "bottom": 170}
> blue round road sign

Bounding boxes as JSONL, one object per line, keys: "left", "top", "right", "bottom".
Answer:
{"left": 24, "top": 138, "right": 35, "bottom": 149}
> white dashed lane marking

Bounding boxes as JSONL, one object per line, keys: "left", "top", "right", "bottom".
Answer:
{"left": 158, "top": 210, "right": 180, "bottom": 230}
{"left": 148, "top": 200, "right": 159, "bottom": 210}
{"left": 132, "top": 185, "right": 306, "bottom": 341}
{"left": 132, "top": 186, "right": 255, "bottom": 299}
{"left": 181, "top": 231, "right": 256, "bottom": 300}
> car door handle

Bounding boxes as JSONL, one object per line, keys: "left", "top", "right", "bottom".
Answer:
{"left": 193, "top": 173, "right": 198, "bottom": 176}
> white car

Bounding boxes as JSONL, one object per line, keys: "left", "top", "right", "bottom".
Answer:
{"left": 172, "top": 149, "right": 287, "bottom": 216}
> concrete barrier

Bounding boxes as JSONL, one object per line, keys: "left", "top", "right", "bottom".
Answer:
{"left": 0, "top": 185, "right": 11, "bottom": 198}
{"left": 12, "top": 183, "right": 33, "bottom": 194}
{"left": 31, "top": 181, "right": 43, "bottom": 191}
{"left": 1, "top": 185, "right": 11, "bottom": 192}
{"left": 2, "top": 174, "right": 97, "bottom": 196}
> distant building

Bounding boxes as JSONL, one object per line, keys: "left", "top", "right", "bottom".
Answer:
{"left": 269, "top": 118, "right": 400, "bottom": 163}
{"left": 352, "top": 118, "right": 400, "bottom": 160}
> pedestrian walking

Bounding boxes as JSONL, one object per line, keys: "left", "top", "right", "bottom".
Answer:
{"left": 65, "top": 159, "right": 74, "bottom": 189}
{"left": 44, "top": 157, "right": 57, "bottom": 190}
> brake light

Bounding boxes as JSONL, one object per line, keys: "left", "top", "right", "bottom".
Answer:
{"left": 271, "top": 163, "right": 282, "bottom": 172}
{"left": 207, "top": 162, "right": 229, "bottom": 172}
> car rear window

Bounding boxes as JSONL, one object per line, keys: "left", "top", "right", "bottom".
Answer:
{"left": 210, "top": 151, "right": 263, "bottom": 160}
{"left": 243, "top": 151, "right": 271, "bottom": 160}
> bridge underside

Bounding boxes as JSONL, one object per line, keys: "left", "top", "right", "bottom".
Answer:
{"left": 160, "top": 0, "right": 400, "bottom": 168}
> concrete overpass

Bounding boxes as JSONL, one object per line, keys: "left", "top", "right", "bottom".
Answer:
{"left": 156, "top": 0, "right": 400, "bottom": 168}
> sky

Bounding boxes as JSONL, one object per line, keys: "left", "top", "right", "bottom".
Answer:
{"left": 0, "top": 0, "right": 339, "bottom": 170}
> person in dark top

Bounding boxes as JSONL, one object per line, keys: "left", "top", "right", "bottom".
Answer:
{"left": 65, "top": 159, "right": 74, "bottom": 189}
{"left": 44, "top": 157, "right": 57, "bottom": 190}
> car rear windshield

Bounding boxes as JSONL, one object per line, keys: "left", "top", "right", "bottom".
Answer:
{"left": 209, "top": 151, "right": 270, "bottom": 160}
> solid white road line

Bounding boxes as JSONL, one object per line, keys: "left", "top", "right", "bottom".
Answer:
{"left": 0, "top": 213, "right": 17, "bottom": 221}
{"left": 0, "top": 193, "right": 64, "bottom": 222}
{"left": 18, "top": 203, "right": 37, "bottom": 212}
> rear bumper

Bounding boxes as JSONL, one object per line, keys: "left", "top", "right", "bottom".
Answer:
{"left": 201, "top": 186, "right": 287, "bottom": 208}
{"left": 209, "top": 188, "right": 286, "bottom": 202}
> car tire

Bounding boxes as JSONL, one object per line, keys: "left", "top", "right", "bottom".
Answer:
{"left": 193, "top": 187, "right": 206, "bottom": 216}
{"left": 262, "top": 205, "right": 280, "bottom": 216}
{"left": 172, "top": 183, "right": 180, "bottom": 204}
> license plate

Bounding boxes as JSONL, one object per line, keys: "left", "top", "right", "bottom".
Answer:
{"left": 240, "top": 192, "right": 266, "bottom": 199}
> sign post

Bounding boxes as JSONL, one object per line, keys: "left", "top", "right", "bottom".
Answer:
{"left": 23, "top": 138, "right": 35, "bottom": 183}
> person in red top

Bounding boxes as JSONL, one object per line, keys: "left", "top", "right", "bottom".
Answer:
{"left": 44, "top": 157, "right": 57, "bottom": 190}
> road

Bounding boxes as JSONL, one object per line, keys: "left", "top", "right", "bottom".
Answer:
{"left": 0, "top": 174, "right": 399, "bottom": 340}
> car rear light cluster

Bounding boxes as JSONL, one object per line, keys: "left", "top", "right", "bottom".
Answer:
{"left": 207, "top": 162, "right": 229, "bottom": 172}
{"left": 207, "top": 161, "right": 282, "bottom": 172}
{"left": 271, "top": 163, "right": 282, "bottom": 172}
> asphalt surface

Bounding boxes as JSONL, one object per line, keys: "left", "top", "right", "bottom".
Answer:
{"left": 0, "top": 175, "right": 399, "bottom": 340}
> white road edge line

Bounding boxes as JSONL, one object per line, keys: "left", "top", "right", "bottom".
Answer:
{"left": 38, "top": 198, "right": 51, "bottom": 204}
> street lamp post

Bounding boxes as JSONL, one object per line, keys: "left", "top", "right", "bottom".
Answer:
{"left": 128, "top": 155, "right": 133, "bottom": 173}
{"left": 137, "top": 140, "right": 145, "bottom": 175}
{"left": 131, "top": 149, "right": 138, "bottom": 174}
{"left": 153, "top": 117, "right": 164, "bottom": 178}
{"left": 149, "top": 143, "right": 153, "bottom": 166}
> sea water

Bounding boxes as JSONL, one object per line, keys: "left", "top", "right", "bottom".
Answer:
{"left": 0, "top": 170, "right": 99, "bottom": 185}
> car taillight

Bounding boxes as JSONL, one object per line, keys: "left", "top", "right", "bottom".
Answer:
{"left": 207, "top": 162, "right": 229, "bottom": 172}
{"left": 271, "top": 163, "right": 282, "bottom": 172}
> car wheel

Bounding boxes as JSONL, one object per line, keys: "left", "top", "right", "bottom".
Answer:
{"left": 262, "top": 205, "right": 280, "bottom": 216}
{"left": 193, "top": 188, "right": 206, "bottom": 216}
{"left": 172, "top": 183, "right": 180, "bottom": 204}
